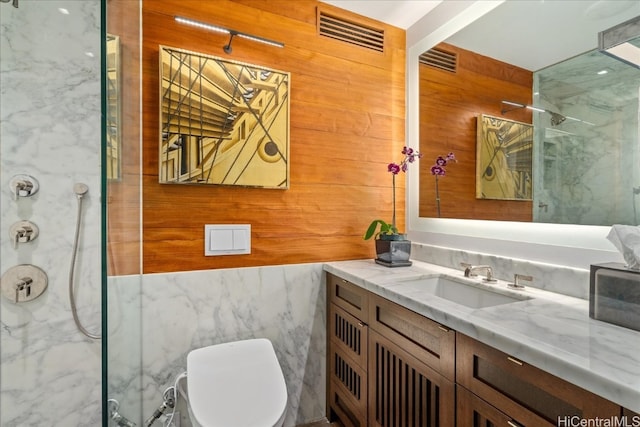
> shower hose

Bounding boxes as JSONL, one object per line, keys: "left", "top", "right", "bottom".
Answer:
{"left": 69, "top": 183, "right": 101, "bottom": 340}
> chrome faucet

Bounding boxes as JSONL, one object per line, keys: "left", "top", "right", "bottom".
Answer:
{"left": 464, "top": 265, "right": 497, "bottom": 283}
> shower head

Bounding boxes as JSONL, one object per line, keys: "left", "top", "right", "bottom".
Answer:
{"left": 73, "top": 183, "right": 89, "bottom": 198}
{"left": 550, "top": 112, "right": 566, "bottom": 126}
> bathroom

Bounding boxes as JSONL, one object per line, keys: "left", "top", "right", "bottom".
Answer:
{"left": 1, "top": 0, "right": 639, "bottom": 426}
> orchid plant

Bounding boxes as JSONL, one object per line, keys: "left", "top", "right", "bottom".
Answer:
{"left": 430, "top": 152, "right": 456, "bottom": 217}
{"left": 364, "top": 146, "right": 422, "bottom": 240}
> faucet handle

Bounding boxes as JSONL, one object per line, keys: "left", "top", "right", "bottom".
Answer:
{"left": 9, "top": 174, "right": 39, "bottom": 200}
{"left": 508, "top": 273, "right": 533, "bottom": 289}
{"left": 460, "top": 262, "right": 476, "bottom": 276}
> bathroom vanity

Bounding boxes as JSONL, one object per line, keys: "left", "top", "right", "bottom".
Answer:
{"left": 324, "top": 260, "right": 640, "bottom": 427}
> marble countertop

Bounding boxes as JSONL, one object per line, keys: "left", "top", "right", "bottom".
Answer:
{"left": 324, "top": 259, "right": 640, "bottom": 413}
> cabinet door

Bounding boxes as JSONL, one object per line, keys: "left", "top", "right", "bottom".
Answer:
{"left": 328, "top": 342, "right": 368, "bottom": 427}
{"left": 369, "top": 294, "right": 455, "bottom": 381}
{"left": 329, "top": 303, "right": 368, "bottom": 368}
{"left": 328, "top": 273, "right": 369, "bottom": 322}
{"left": 368, "top": 330, "right": 455, "bottom": 427}
{"left": 457, "top": 385, "right": 524, "bottom": 427}
{"left": 457, "top": 333, "right": 620, "bottom": 425}
{"left": 328, "top": 302, "right": 368, "bottom": 426}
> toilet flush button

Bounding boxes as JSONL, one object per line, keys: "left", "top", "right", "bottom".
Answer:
{"left": 205, "top": 224, "right": 251, "bottom": 256}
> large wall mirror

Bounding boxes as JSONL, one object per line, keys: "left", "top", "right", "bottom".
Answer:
{"left": 407, "top": 0, "right": 640, "bottom": 254}
{"left": 418, "top": 0, "right": 639, "bottom": 226}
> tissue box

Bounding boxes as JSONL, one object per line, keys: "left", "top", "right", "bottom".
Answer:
{"left": 589, "top": 263, "right": 640, "bottom": 332}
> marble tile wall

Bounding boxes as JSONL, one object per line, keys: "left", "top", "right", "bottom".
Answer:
{"left": 0, "top": 1, "right": 102, "bottom": 426}
{"left": 412, "top": 242, "right": 591, "bottom": 299}
{"left": 138, "top": 263, "right": 327, "bottom": 427}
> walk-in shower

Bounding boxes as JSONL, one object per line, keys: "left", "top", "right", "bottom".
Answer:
{"left": 1, "top": 0, "right": 104, "bottom": 425}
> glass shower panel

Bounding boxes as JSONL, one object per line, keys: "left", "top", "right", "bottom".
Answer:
{"left": 533, "top": 49, "right": 640, "bottom": 226}
{"left": 105, "top": 0, "right": 143, "bottom": 425}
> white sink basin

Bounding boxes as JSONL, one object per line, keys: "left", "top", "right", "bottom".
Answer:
{"left": 397, "top": 276, "right": 530, "bottom": 309}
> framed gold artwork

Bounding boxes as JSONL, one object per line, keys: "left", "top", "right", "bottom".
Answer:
{"left": 159, "top": 46, "right": 290, "bottom": 188}
{"left": 476, "top": 114, "right": 533, "bottom": 200}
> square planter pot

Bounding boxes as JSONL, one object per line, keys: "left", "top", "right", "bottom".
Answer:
{"left": 375, "top": 238, "right": 412, "bottom": 267}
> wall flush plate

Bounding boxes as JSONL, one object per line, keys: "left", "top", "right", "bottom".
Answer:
{"left": 205, "top": 224, "right": 251, "bottom": 256}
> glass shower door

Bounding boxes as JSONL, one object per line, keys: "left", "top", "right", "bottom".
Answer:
{"left": 105, "top": 0, "right": 143, "bottom": 425}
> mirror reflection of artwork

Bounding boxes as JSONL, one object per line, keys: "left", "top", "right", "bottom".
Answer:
{"left": 476, "top": 114, "right": 533, "bottom": 200}
{"left": 106, "top": 34, "right": 121, "bottom": 180}
{"left": 159, "top": 46, "right": 290, "bottom": 188}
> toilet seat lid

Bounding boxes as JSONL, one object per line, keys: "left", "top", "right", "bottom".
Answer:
{"left": 187, "top": 339, "right": 288, "bottom": 427}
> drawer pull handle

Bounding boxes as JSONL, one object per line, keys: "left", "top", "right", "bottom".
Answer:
{"left": 507, "top": 356, "right": 523, "bottom": 366}
{"left": 507, "top": 420, "right": 523, "bottom": 427}
{"left": 437, "top": 325, "right": 450, "bottom": 332}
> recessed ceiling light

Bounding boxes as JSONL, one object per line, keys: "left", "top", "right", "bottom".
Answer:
{"left": 85, "top": 52, "right": 95, "bottom": 58}
{"left": 58, "top": 8, "right": 69, "bottom": 15}
{"left": 597, "top": 70, "right": 608, "bottom": 75}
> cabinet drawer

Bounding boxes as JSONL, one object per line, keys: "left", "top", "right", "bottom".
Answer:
{"left": 457, "top": 333, "right": 620, "bottom": 425}
{"left": 329, "top": 303, "right": 368, "bottom": 368}
{"left": 369, "top": 294, "right": 455, "bottom": 380}
{"left": 457, "top": 385, "right": 519, "bottom": 427}
{"left": 328, "top": 342, "right": 368, "bottom": 426}
{"left": 328, "top": 273, "right": 369, "bottom": 322}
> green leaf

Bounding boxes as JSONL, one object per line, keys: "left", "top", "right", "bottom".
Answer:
{"left": 363, "top": 219, "right": 393, "bottom": 240}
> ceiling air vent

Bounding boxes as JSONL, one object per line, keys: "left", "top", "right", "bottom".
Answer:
{"left": 318, "top": 11, "right": 385, "bottom": 52}
{"left": 420, "top": 48, "right": 457, "bottom": 73}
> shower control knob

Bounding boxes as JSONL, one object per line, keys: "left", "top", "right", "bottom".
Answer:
{"left": 9, "top": 174, "right": 39, "bottom": 199}
{"left": 1, "top": 264, "right": 48, "bottom": 303}
{"left": 9, "top": 220, "right": 39, "bottom": 248}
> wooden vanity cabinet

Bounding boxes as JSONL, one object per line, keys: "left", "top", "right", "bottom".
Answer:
{"left": 327, "top": 274, "right": 456, "bottom": 427}
{"left": 327, "top": 272, "right": 626, "bottom": 427}
{"left": 456, "top": 333, "right": 620, "bottom": 426}
{"left": 327, "top": 274, "right": 369, "bottom": 427}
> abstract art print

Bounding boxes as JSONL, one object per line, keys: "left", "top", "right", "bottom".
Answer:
{"left": 159, "top": 46, "right": 290, "bottom": 188}
{"left": 476, "top": 114, "right": 533, "bottom": 200}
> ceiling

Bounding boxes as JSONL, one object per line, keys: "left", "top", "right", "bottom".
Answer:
{"left": 320, "top": 0, "right": 640, "bottom": 71}
{"left": 320, "top": 0, "right": 442, "bottom": 30}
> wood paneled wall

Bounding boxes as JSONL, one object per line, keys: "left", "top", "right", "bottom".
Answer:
{"left": 419, "top": 42, "right": 533, "bottom": 221}
{"left": 140, "top": 0, "right": 406, "bottom": 273}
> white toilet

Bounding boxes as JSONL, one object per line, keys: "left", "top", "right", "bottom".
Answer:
{"left": 186, "top": 338, "right": 288, "bottom": 427}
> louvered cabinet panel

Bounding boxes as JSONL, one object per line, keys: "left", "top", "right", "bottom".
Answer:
{"left": 329, "top": 303, "right": 368, "bottom": 368}
{"left": 328, "top": 342, "right": 368, "bottom": 426}
{"left": 327, "top": 272, "right": 369, "bottom": 427}
{"left": 368, "top": 330, "right": 455, "bottom": 427}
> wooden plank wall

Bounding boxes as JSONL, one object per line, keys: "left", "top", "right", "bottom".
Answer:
{"left": 139, "top": 0, "right": 406, "bottom": 273}
{"left": 419, "top": 42, "right": 533, "bottom": 221}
